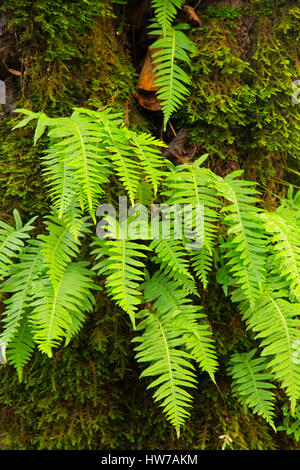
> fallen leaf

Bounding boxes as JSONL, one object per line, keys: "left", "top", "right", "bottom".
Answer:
{"left": 137, "top": 48, "right": 161, "bottom": 92}
{"left": 184, "top": 5, "right": 202, "bottom": 25}
{"left": 134, "top": 89, "right": 161, "bottom": 111}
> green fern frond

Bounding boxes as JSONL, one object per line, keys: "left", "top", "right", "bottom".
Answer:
{"left": 151, "top": 25, "right": 196, "bottom": 128}
{"left": 133, "top": 305, "right": 197, "bottom": 437}
{"left": 0, "top": 210, "right": 36, "bottom": 279}
{"left": 164, "top": 158, "right": 220, "bottom": 287}
{"left": 49, "top": 110, "right": 111, "bottom": 221}
{"left": 151, "top": 0, "right": 184, "bottom": 34}
{"left": 262, "top": 211, "right": 300, "bottom": 298}
{"left": 17, "top": 109, "right": 111, "bottom": 222}
{"left": 134, "top": 181, "right": 155, "bottom": 205}
{"left": 92, "top": 220, "right": 151, "bottom": 329}
{"left": 190, "top": 246, "right": 213, "bottom": 290}
{"left": 173, "top": 313, "right": 218, "bottom": 382}
{"left": 150, "top": 238, "right": 197, "bottom": 294}
{"left": 243, "top": 292, "right": 300, "bottom": 412}
{"left": 142, "top": 271, "right": 218, "bottom": 379}
{"left": 76, "top": 108, "right": 166, "bottom": 203}
{"left": 128, "top": 131, "right": 167, "bottom": 195}
{"left": 42, "top": 144, "right": 79, "bottom": 218}
{"left": 0, "top": 240, "right": 43, "bottom": 347}
{"left": 215, "top": 171, "right": 267, "bottom": 307}
{"left": 6, "top": 317, "right": 35, "bottom": 382}
{"left": 228, "top": 349, "right": 276, "bottom": 431}
{"left": 30, "top": 262, "right": 96, "bottom": 357}
{"left": 39, "top": 213, "right": 89, "bottom": 289}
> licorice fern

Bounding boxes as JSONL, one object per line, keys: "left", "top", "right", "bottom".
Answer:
{"left": 262, "top": 210, "right": 300, "bottom": 299}
{"left": 151, "top": 0, "right": 184, "bottom": 34}
{"left": 214, "top": 171, "right": 267, "bottom": 308}
{"left": 149, "top": 0, "right": 196, "bottom": 128}
{"left": 92, "top": 218, "right": 151, "bottom": 329}
{"left": 151, "top": 25, "right": 196, "bottom": 129}
{"left": 1, "top": 104, "right": 300, "bottom": 436}
{"left": 228, "top": 349, "right": 276, "bottom": 431}
{"left": 0, "top": 210, "right": 36, "bottom": 280}
{"left": 243, "top": 291, "right": 300, "bottom": 413}
{"left": 133, "top": 271, "right": 217, "bottom": 436}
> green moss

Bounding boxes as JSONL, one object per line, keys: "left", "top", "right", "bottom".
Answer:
{"left": 0, "top": 116, "right": 48, "bottom": 221}
{"left": 176, "top": 3, "right": 300, "bottom": 193}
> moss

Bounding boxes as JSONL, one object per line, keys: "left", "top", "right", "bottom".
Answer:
{"left": 175, "top": 2, "right": 300, "bottom": 196}
{"left": 0, "top": 116, "right": 48, "bottom": 221}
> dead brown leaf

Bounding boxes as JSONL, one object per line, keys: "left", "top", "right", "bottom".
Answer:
{"left": 184, "top": 5, "right": 202, "bottom": 25}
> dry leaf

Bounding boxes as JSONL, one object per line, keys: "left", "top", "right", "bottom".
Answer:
{"left": 134, "top": 89, "right": 161, "bottom": 111}
{"left": 137, "top": 49, "right": 160, "bottom": 92}
{"left": 184, "top": 5, "right": 202, "bottom": 25}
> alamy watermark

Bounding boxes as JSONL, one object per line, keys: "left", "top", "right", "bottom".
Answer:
{"left": 292, "top": 80, "right": 300, "bottom": 105}
{"left": 0, "top": 80, "right": 5, "bottom": 105}
{"left": 95, "top": 196, "right": 204, "bottom": 250}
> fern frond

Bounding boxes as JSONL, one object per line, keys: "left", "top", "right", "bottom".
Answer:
{"left": 243, "top": 292, "right": 300, "bottom": 412}
{"left": 262, "top": 211, "right": 300, "bottom": 298}
{"left": 151, "top": 26, "right": 196, "bottom": 128}
{"left": 76, "top": 108, "right": 166, "bottom": 203}
{"left": 42, "top": 144, "right": 79, "bottom": 218}
{"left": 29, "top": 262, "right": 96, "bottom": 357}
{"left": 228, "top": 349, "right": 276, "bottom": 430}
{"left": 39, "top": 213, "right": 89, "bottom": 289}
{"left": 134, "top": 181, "right": 154, "bottom": 205}
{"left": 151, "top": 0, "right": 184, "bottom": 33}
{"left": 133, "top": 306, "right": 197, "bottom": 437}
{"left": 49, "top": 110, "right": 111, "bottom": 221}
{"left": 142, "top": 271, "right": 218, "bottom": 379}
{"left": 92, "top": 221, "right": 151, "bottom": 329}
{"left": 6, "top": 317, "right": 35, "bottom": 382}
{"left": 0, "top": 210, "right": 36, "bottom": 279}
{"left": 127, "top": 131, "right": 167, "bottom": 195}
{"left": 164, "top": 158, "right": 220, "bottom": 287}
{"left": 0, "top": 240, "right": 43, "bottom": 347}
{"left": 150, "top": 238, "right": 197, "bottom": 294}
{"left": 215, "top": 171, "right": 267, "bottom": 307}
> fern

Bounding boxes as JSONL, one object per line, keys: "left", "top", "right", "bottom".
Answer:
{"left": 15, "top": 107, "right": 167, "bottom": 217}
{"left": 228, "top": 349, "right": 276, "bottom": 431}
{"left": 243, "top": 291, "right": 300, "bottom": 412}
{"left": 133, "top": 271, "right": 217, "bottom": 435}
{"left": 163, "top": 157, "right": 220, "bottom": 287}
{"left": 127, "top": 131, "right": 166, "bottom": 195}
{"left": 150, "top": 238, "right": 197, "bottom": 294}
{"left": 29, "top": 262, "right": 96, "bottom": 357}
{"left": 142, "top": 272, "right": 218, "bottom": 379}
{"left": 6, "top": 317, "right": 35, "bottom": 382}
{"left": 214, "top": 171, "right": 267, "bottom": 307}
{"left": 6, "top": 105, "right": 300, "bottom": 435}
{"left": 150, "top": 25, "right": 196, "bottom": 128}
{"left": 75, "top": 108, "right": 167, "bottom": 203}
{"left": 0, "top": 209, "right": 36, "bottom": 279}
{"left": 92, "top": 218, "right": 151, "bottom": 329}
{"left": 134, "top": 306, "right": 196, "bottom": 437}
{"left": 151, "top": 0, "right": 184, "bottom": 34}
{"left": 39, "top": 212, "right": 89, "bottom": 289}
{"left": 262, "top": 211, "right": 300, "bottom": 298}
{"left": 0, "top": 240, "right": 43, "bottom": 348}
